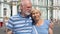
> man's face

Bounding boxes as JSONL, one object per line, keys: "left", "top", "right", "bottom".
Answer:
{"left": 21, "top": 3, "right": 32, "bottom": 16}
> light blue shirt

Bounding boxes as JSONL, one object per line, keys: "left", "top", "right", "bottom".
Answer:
{"left": 32, "top": 20, "right": 50, "bottom": 34}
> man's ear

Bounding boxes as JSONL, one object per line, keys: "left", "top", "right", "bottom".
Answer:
{"left": 20, "top": 5, "right": 22, "bottom": 10}
{"left": 20, "top": 4, "right": 23, "bottom": 10}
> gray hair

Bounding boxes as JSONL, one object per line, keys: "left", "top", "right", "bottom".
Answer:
{"left": 20, "top": 0, "right": 31, "bottom": 6}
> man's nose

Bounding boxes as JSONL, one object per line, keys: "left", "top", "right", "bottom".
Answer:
{"left": 27, "top": 7, "right": 31, "bottom": 10}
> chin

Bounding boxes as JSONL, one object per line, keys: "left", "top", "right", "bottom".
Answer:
{"left": 35, "top": 19, "right": 39, "bottom": 21}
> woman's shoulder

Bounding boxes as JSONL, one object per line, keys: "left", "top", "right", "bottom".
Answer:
{"left": 44, "top": 19, "right": 50, "bottom": 25}
{"left": 44, "top": 19, "right": 50, "bottom": 22}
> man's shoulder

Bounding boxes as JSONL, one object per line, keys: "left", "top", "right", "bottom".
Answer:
{"left": 9, "top": 15, "right": 20, "bottom": 21}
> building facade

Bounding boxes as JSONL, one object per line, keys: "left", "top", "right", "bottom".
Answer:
{"left": 0, "top": 0, "right": 60, "bottom": 21}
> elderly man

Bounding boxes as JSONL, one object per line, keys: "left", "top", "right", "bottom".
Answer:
{"left": 6, "top": 0, "right": 32, "bottom": 34}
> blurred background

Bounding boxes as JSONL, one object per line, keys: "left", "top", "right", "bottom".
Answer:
{"left": 0, "top": 0, "right": 60, "bottom": 34}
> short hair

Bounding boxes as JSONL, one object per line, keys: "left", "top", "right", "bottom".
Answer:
{"left": 20, "top": 0, "right": 31, "bottom": 6}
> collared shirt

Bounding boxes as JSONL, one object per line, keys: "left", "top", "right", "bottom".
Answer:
{"left": 6, "top": 13, "right": 32, "bottom": 34}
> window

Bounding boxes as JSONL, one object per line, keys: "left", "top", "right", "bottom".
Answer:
{"left": 31, "top": 0, "right": 48, "bottom": 19}
{"left": 31, "top": 0, "right": 60, "bottom": 20}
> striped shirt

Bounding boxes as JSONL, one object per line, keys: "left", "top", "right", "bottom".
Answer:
{"left": 6, "top": 13, "right": 32, "bottom": 34}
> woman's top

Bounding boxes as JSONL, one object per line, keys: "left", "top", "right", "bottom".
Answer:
{"left": 32, "top": 20, "right": 50, "bottom": 34}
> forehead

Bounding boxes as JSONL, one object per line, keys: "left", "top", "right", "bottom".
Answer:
{"left": 21, "top": 0, "right": 32, "bottom": 6}
{"left": 32, "top": 10, "right": 40, "bottom": 13}
{"left": 24, "top": 3, "right": 32, "bottom": 7}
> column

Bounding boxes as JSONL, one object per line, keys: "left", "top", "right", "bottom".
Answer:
{"left": 12, "top": 1, "right": 17, "bottom": 16}
{"left": 1, "top": 0, "right": 4, "bottom": 17}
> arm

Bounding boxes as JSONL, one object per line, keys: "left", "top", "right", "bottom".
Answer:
{"left": 49, "top": 22, "right": 54, "bottom": 34}
{"left": 6, "top": 17, "right": 14, "bottom": 34}
{"left": 49, "top": 22, "right": 54, "bottom": 29}
{"left": 49, "top": 27, "right": 53, "bottom": 34}
{"left": 6, "top": 29, "right": 12, "bottom": 34}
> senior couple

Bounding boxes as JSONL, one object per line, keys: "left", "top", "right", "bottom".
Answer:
{"left": 6, "top": 0, "right": 53, "bottom": 34}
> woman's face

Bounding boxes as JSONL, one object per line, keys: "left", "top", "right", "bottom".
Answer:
{"left": 31, "top": 10, "right": 41, "bottom": 21}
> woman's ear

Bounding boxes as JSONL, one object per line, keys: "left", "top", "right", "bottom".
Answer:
{"left": 39, "top": 12, "right": 41, "bottom": 16}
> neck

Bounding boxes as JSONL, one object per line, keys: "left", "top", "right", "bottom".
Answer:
{"left": 35, "top": 19, "right": 43, "bottom": 26}
{"left": 20, "top": 12, "right": 27, "bottom": 17}
{"left": 35, "top": 18, "right": 41, "bottom": 23}
{"left": 35, "top": 19, "right": 39, "bottom": 24}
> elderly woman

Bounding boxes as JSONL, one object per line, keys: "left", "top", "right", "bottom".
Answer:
{"left": 31, "top": 8, "right": 53, "bottom": 34}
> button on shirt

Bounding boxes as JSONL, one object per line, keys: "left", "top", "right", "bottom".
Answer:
{"left": 6, "top": 13, "right": 32, "bottom": 34}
